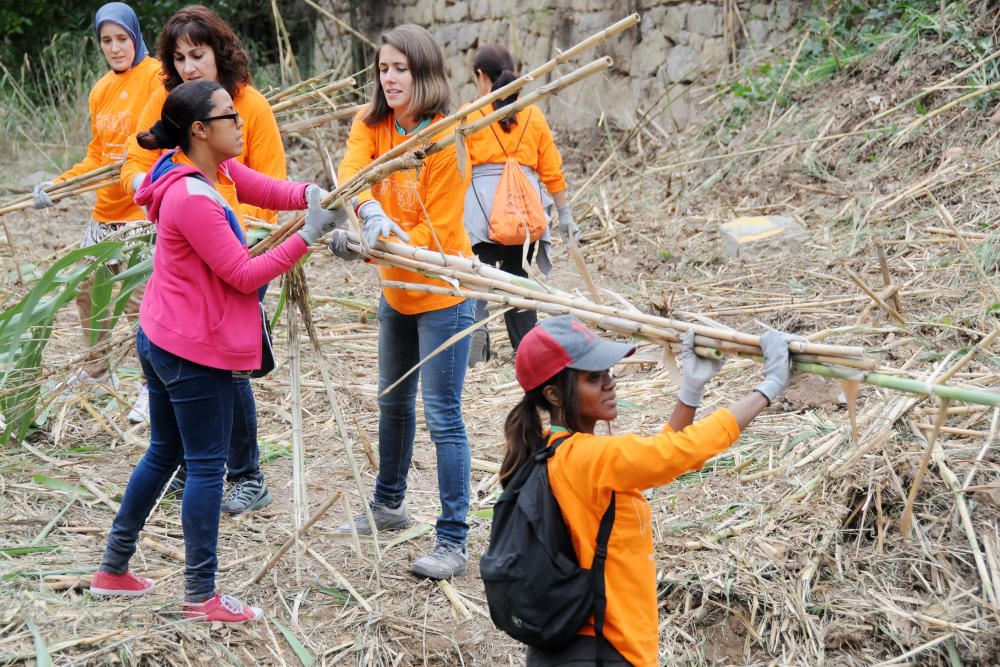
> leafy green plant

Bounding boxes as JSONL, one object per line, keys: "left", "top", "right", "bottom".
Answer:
{"left": 0, "top": 238, "right": 151, "bottom": 445}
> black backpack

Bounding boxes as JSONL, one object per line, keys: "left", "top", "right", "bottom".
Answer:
{"left": 480, "top": 434, "right": 617, "bottom": 650}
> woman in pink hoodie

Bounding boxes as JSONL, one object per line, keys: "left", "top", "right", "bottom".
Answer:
{"left": 89, "top": 79, "right": 343, "bottom": 623}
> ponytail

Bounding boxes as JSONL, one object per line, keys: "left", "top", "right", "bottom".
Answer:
{"left": 500, "top": 394, "right": 547, "bottom": 485}
{"left": 473, "top": 44, "right": 520, "bottom": 133}
{"left": 500, "top": 368, "right": 581, "bottom": 486}
{"left": 136, "top": 79, "right": 222, "bottom": 153}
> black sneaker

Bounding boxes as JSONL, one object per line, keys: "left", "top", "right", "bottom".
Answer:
{"left": 163, "top": 470, "right": 186, "bottom": 497}
{"left": 467, "top": 328, "right": 491, "bottom": 367}
{"left": 220, "top": 477, "right": 272, "bottom": 515}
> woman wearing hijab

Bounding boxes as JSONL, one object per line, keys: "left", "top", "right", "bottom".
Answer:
{"left": 32, "top": 2, "right": 161, "bottom": 395}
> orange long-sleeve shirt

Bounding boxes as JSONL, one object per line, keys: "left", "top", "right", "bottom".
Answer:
{"left": 120, "top": 83, "right": 285, "bottom": 226}
{"left": 338, "top": 110, "right": 473, "bottom": 315}
{"left": 547, "top": 409, "right": 741, "bottom": 667}
{"left": 57, "top": 56, "right": 162, "bottom": 223}
{"left": 464, "top": 103, "right": 566, "bottom": 195}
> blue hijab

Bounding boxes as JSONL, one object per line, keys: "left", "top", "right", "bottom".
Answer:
{"left": 94, "top": 2, "right": 148, "bottom": 70}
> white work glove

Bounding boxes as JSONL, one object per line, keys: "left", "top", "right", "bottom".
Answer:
{"left": 677, "top": 330, "right": 724, "bottom": 408}
{"left": 32, "top": 181, "right": 55, "bottom": 209}
{"left": 298, "top": 185, "right": 347, "bottom": 245}
{"left": 755, "top": 330, "right": 802, "bottom": 404}
{"left": 555, "top": 204, "right": 579, "bottom": 242}
{"left": 130, "top": 173, "right": 147, "bottom": 193}
{"left": 359, "top": 200, "right": 409, "bottom": 247}
{"left": 328, "top": 229, "right": 361, "bottom": 261}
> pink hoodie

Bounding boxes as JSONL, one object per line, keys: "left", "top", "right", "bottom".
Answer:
{"left": 135, "top": 154, "right": 310, "bottom": 370}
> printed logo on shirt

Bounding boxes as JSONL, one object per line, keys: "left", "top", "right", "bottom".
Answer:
{"left": 372, "top": 174, "right": 420, "bottom": 217}
{"left": 97, "top": 110, "right": 134, "bottom": 163}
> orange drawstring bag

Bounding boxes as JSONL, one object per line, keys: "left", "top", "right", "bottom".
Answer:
{"left": 478, "top": 108, "right": 548, "bottom": 246}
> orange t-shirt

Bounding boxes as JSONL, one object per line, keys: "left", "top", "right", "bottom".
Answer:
{"left": 57, "top": 56, "right": 162, "bottom": 223}
{"left": 338, "top": 109, "right": 473, "bottom": 315}
{"left": 464, "top": 103, "right": 566, "bottom": 195}
{"left": 547, "top": 409, "right": 741, "bottom": 666}
{"left": 120, "top": 83, "right": 285, "bottom": 226}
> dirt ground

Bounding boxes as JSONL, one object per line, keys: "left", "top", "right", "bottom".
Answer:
{"left": 3, "top": 10, "right": 1000, "bottom": 666}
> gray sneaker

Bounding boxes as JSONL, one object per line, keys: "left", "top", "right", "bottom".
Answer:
{"left": 336, "top": 501, "right": 413, "bottom": 535}
{"left": 221, "top": 477, "right": 272, "bottom": 515}
{"left": 410, "top": 541, "right": 468, "bottom": 579}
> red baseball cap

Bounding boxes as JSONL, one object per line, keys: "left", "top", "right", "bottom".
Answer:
{"left": 515, "top": 315, "right": 636, "bottom": 391}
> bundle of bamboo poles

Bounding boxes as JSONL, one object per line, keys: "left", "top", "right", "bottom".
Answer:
{"left": 250, "top": 13, "right": 641, "bottom": 256}
{"left": 0, "top": 162, "right": 120, "bottom": 216}
{"left": 1, "top": 72, "right": 358, "bottom": 217}
{"left": 335, "top": 231, "right": 999, "bottom": 408}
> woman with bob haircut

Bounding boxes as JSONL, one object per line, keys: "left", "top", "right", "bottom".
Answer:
{"left": 331, "top": 24, "right": 475, "bottom": 581}
{"left": 90, "top": 79, "right": 343, "bottom": 622}
{"left": 497, "top": 317, "right": 799, "bottom": 665}
{"left": 120, "top": 4, "right": 288, "bottom": 515}
{"left": 463, "top": 43, "right": 579, "bottom": 362}
{"left": 31, "top": 2, "right": 161, "bottom": 394}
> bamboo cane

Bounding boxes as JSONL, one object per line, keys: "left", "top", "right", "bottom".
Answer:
{"left": 378, "top": 278, "right": 998, "bottom": 407}
{"left": 332, "top": 14, "right": 638, "bottom": 188}
{"left": 363, "top": 236, "right": 864, "bottom": 358}
{"left": 270, "top": 77, "right": 356, "bottom": 113}
{"left": 252, "top": 57, "right": 614, "bottom": 254}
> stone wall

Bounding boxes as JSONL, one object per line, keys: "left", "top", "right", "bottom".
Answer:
{"left": 314, "top": 1, "right": 806, "bottom": 130}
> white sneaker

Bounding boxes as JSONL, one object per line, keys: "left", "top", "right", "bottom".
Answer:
{"left": 128, "top": 385, "right": 149, "bottom": 424}
{"left": 59, "top": 369, "right": 120, "bottom": 397}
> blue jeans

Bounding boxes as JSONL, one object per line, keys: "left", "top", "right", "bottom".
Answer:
{"left": 227, "top": 376, "right": 262, "bottom": 482}
{"left": 375, "top": 296, "right": 473, "bottom": 547}
{"left": 100, "top": 328, "right": 233, "bottom": 602}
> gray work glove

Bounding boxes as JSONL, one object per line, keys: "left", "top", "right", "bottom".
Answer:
{"left": 677, "top": 329, "right": 724, "bottom": 408}
{"left": 130, "top": 172, "right": 146, "bottom": 193}
{"left": 755, "top": 330, "right": 801, "bottom": 404}
{"left": 298, "top": 185, "right": 347, "bottom": 245}
{"left": 359, "top": 200, "right": 410, "bottom": 247}
{"left": 32, "top": 181, "right": 55, "bottom": 209}
{"left": 327, "top": 229, "right": 361, "bottom": 261}
{"left": 555, "top": 204, "right": 579, "bottom": 242}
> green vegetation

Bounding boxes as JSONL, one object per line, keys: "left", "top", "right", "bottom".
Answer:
{"left": 714, "top": 0, "right": 999, "bottom": 134}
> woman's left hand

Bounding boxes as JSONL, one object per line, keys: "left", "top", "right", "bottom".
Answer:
{"left": 299, "top": 185, "right": 347, "bottom": 245}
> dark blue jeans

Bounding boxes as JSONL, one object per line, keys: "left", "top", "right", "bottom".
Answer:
{"left": 375, "top": 296, "right": 473, "bottom": 547}
{"left": 100, "top": 328, "right": 233, "bottom": 602}
{"left": 227, "top": 376, "right": 262, "bottom": 482}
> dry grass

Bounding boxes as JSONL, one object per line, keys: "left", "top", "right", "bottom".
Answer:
{"left": 3, "top": 7, "right": 1000, "bottom": 666}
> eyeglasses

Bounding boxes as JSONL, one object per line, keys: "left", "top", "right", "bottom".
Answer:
{"left": 200, "top": 111, "right": 240, "bottom": 124}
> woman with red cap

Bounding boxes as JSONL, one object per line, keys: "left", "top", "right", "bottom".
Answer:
{"left": 498, "top": 315, "right": 798, "bottom": 666}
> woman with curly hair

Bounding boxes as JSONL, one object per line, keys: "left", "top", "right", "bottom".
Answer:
{"left": 120, "top": 4, "right": 287, "bottom": 516}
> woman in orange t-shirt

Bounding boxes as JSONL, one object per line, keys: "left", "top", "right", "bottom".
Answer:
{"left": 463, "top": 44, "right": 579, "bottom": 361}
{"left": 331, "top": 24, "right": 474, "bottom": 581}
{"left": 31, "top": 2, "right": 161, "bottom": 387}
{"left": 120, "top": 5, "right": 287, "bottom": 516}
{"left": 498, "top": 316, "right": 798, "bottom": 666}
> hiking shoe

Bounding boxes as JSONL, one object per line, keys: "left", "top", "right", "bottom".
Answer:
{"left": 411, "top": 541, "right": 468, "bottom": 579}
{"left": 467, "top": 328, "right": 491, "bottom": 367}
{"left": 90, "top": 570, "right": 155, "bottom": 597}
{"left": 220, "top": 477, "right": 272, "bottom": 515}
{"left": 336, "top": 501, "right": 413, "bottom": 535}
{"left": 163, "top": 469, "right": 186, "bottom": 497}
{"left": 183, "top": 594, "right": 262, "bottom": 623}
{"left": 128, "top": 384, "right": 149, "bottom": 424}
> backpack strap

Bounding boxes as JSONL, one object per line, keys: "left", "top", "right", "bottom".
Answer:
{"left": 592, "top": 490, "right": 616, "bottom": 666}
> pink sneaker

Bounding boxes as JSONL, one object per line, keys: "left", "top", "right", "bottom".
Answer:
{"left": 183, "top": 594, "right": 262, "bottom": 623}
{"left": 90, "top": 570, "right": 155, "bottom": 597}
